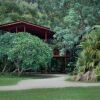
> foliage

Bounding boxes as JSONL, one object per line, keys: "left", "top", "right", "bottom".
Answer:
{"left": 0, "top": 32, "right": 52, "bottom": 75}
{"left": 0, "top": 0, "right": 99, "bottom": 51}
{"left": 0, "top": 0, "right": 100, "bottom": 72}
{"left": 52, "top": 0, "right": 100, "bottom": 53}
{"left": 76, "top": 27, "right": 100, "bottom": 75}
{"left": 95, "top": 66, "right": 100, "bottom": 76}
{"left": 95, "top": 65, "right": 100, "bottom": 81}
{"left": 0, "top": 0, "right": 39, "bottom": 23}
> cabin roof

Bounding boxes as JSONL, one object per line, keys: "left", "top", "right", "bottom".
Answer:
{"left": 0, "top": 20, "right": 54, "bottom": 38}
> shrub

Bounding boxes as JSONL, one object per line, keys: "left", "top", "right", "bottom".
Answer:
{"left": 75, "top": 26, "right": 100, "bottom": 81}
{"left": 95, "top": 65, "right": 100, "bottom": 81}
{"left": 76, "top": 31, "right": 100, "bottom": 73}
{"left": 0, "top": 32, "right": 52, "bottom": 75}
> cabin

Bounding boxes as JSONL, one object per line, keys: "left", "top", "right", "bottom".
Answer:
{"left": 0, "top": 21, "right": 70, "bottom": 73}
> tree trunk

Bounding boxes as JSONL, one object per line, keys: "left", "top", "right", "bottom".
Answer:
{"left": 14, "top": 61, "right": 21, "bottom": 76}
{"left": 2, "top": 64, "right": 7, "bottom": 73}
{"left": 12, "top": 69, "right": 18, "bottom": 73}
{"left": 18, "top": 68, "right": 24, "bottom": 76}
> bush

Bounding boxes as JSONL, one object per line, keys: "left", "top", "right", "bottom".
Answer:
{"left": 76, "top": 31, "right": 100, "bottom": 73}
{"left": 75, "top": 26, "right": 100, "bottom": 81}
{"left": 97, "top": 76, "right": 100, "bottom": 81}
{"left": 95, "top": 66, "right": 100, "bottom": 81}
{"left": 0, "top": 32, "right": 52, "bottom": 75}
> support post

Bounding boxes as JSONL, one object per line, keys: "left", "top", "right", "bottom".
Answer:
{"left": 16, "top": 27, "right": 18, "bottom": 33}
{"left": 23, "top": 25, "right": 26, "bottom": 32}
{"left": 64, "top": 56, "right": 67, "bottom": 73}
{"left": 45, "top": 32, "right": 48, "bottom": 42}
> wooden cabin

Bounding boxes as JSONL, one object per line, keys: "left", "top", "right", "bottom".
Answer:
{"left": 0, "top": 21, "right": 70, "bottom": 73}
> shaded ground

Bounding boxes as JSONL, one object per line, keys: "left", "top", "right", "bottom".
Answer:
{"left": 0, "top": 74, "right": 100, "bottom": 91}
{"left": 0, "top": 74, "right": 46, "bottom": 86}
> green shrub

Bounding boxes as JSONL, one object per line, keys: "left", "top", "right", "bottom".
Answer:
{"left": 75, "top": 26, "right": 100, "bottom": 82}
{"left": 95, "top": 65, "right": 100, "bottom": 76}
{"left": 95, "top": 65, "right": 100, "bottom": 81}
{"left": 0, "top": 32, "right": 53, "bottom": 75}
{"left": 97, "top": 76, "right": 100, "bottom": 81}
{"left": 76, "top": 30, "right": 100, "bottom": 74}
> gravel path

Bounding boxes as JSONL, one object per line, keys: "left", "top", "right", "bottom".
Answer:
{"left": 0, "top": 74, "right": 100, "bottom": 91}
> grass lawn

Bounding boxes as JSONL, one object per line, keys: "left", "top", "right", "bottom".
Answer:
{"left": 0, "top": 75, "right": 42, "bottom": 86}
{"left": 0, "top": 87, "right": 100, "bottom": 100}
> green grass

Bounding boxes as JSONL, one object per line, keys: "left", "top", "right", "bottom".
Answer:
{"left": 0, "top": 87, "right": 100, "bottom": 100}
{"left": 0, "top": 76, "right": 27, "bottom": 86}
{"left": 0, "top": 75, "right": 42, "bottom": 86}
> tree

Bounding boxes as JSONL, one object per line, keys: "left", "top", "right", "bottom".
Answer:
{"left": 0, "top": 32, "right": 52, "bottom": 75}
{"left": 53, "top": 0, "right": 100, "bottom": 52}
{"left": 0, "top": 0, "right": 39, "bottom": 24}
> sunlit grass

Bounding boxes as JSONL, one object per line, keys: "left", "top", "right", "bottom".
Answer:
{"left": 0, "top": 87, "right": 100, "bottom": 100}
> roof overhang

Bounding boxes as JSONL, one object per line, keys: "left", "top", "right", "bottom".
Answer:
{"left": 0, "top": 21, "right": 54, "bottom": 38}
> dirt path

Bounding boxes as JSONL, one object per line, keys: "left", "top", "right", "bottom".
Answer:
{"left": 0, "top": 74, "right": 100, "bottom": 91}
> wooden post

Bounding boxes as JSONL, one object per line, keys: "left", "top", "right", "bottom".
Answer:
{"left": 23, "top": 25, "right": 26, "bottom": 32}
{"left": 7, "top": 29, "right": 10, "bottom": 32}
{"left": 16, "top": 27, "right": 18, "bottom": 33}
{"left": 64, "top": 56, "right": 67, "bottom": 73}
{"left": 45, "top": 32, "right": 48, "bottom": 42}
